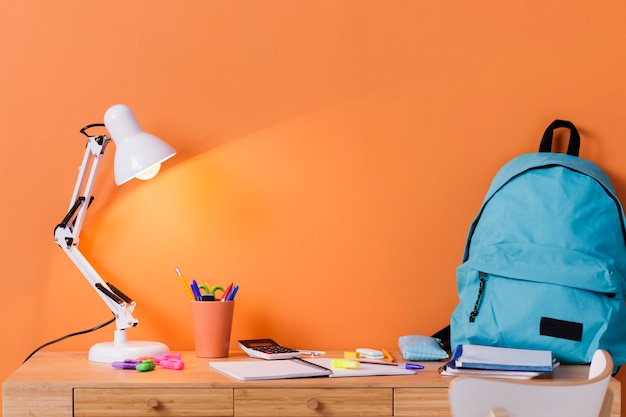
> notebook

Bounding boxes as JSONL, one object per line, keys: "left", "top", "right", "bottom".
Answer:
{"left": 449, "top": 344, "right": 554, "bottom": 372}
{"left": 439, "top": 365, "right": 547, "bottom": 379}
{"left": 209, "top": 357, "right": 416, "bottom": 381}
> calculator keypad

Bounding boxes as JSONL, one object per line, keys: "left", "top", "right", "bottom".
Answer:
{"left": 254, "top": 346, "right": 299, "bottom": 355}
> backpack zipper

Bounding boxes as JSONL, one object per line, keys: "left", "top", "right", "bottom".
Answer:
{"left": 469, "top": 271, "right": 487, "bottom": 323}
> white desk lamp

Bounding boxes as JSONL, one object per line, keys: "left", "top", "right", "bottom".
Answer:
{"left": 54, "top": 104, "right": 176, "bottom": 362}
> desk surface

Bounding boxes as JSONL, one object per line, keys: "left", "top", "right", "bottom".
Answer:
{"left": 3, "top": 351, "right": 621, "bottom": 417}
{"left": 2, "top": 350, "right": 604, "bottom": 386}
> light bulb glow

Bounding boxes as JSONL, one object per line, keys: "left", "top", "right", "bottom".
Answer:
{"left": 135, "top": 164, "right": 161, "bottom": 181}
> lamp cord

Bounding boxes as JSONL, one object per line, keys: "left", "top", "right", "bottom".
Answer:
{"left": 22, "top": 315, "right": 115, "bottom": 364}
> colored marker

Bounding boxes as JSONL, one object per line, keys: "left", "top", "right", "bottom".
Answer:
{"left": 112, "top": 359, "right": 141, "bottom": 370}
{"left": 136, "top": 360, "right": 156, "bottom": 372}
{"left": 381, "top": 348, "right": 394, "bottom": 362}
{"left": 226, "top": 285, "right": 239, "bottom": 301}
{"left": 190, "top": 280, "right": 202, "bottom": 301}
{"left": 221, "top": 282, "right": 234, "bottom": 302}
{"left": 331, "top": 359, "right": 360, "bottom": 369}
{"left": 160, "top": 359, "right": 185, "bottom": 370}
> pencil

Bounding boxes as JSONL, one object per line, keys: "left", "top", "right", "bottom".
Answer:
{"left": 175, "top": 266, "right": 195, "bottom": 301}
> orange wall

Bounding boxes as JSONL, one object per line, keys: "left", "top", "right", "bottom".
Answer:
{"left": 3, "top": 0, "right": 626, "bottom": 412}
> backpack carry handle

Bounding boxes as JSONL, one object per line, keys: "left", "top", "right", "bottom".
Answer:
{"left": 539, "top": 119, "right": 580, "bottom": 157}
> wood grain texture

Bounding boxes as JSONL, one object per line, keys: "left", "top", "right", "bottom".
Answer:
{"left": 2, "top": 351, "right": 621, "bottom": 417}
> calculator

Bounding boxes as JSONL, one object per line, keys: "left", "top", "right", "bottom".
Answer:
{"left": 238, "top": 338, "right": 302, "bottom": 360}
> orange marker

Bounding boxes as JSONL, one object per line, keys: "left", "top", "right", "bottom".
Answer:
{"left": 382, "top": 348, "right": 394, "bottom": 362}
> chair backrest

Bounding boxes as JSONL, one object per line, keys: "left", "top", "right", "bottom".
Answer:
{"left": 448, "top": 350, "right": 613, "bottom": 417}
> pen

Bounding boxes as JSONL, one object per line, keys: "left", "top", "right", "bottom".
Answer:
{"left": 298, "top": 349, "right": 327, "bottom": 356}
{"left": 226, "top": 285, "right": 239, "bottom": 301}
{"left": 221, "top": 282, "right": 234, "bottom": 301}
{"left": 190, "top": 280, "right": 202, "bottom": 301}
{"left": 355, "top": 358, "right": 424, "bottom": 369}
{"left": 175, "top": 267, "right": 195, "bottom": 301}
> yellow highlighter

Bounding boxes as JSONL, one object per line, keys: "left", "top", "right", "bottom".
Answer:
{"left": 331, "top": 359, "right": 361, "bottom": 369}
{"left": 344, "top": 351, "right": 360, "bottom": 359}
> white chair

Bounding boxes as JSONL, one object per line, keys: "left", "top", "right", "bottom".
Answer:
{"left": 448, "top": 349, "right": 613, "bottom": 417}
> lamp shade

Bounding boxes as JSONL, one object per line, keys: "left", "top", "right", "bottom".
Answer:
{"left": 104, "top": 104, "right": 176, "bottom": 185}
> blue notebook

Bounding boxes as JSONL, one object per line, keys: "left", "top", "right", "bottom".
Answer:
{"left": 448, "top": 344, "right": 554, "bottom": 372}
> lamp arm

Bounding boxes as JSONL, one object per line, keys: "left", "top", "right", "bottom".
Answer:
{"left": 54, "top": 132, "right": 139, "bottom": 331}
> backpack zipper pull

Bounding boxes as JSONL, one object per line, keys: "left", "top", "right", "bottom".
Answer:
{"left": 469, "top": 271, "right": 487, "bottom": 323}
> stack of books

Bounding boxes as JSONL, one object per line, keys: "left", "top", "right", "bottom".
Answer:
{"left": 439, "top": 344, "right": 556, "bottom": 379}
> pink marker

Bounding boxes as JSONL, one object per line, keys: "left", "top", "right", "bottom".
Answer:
{"left": 160, "top": 359, "right": 184, "bottom": 370}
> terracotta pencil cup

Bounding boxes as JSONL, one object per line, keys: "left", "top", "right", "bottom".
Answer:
{"left": 189, "top": 300, "right": 235, "bottom": 358}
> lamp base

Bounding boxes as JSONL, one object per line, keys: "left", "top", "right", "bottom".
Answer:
{"left": 88, "top": 329, "right": 170, "bottom": 363}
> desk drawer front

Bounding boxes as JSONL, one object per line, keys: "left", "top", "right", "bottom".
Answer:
{"left": 74, "top": 388, "right": 233, "bottom": 417}
{"left": 235, "top": 388, "right": 393, "bottom": 416}
{"left": 394, "top": 388, "right": 450, "bottom": 417}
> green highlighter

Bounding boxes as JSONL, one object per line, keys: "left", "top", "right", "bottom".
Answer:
{"left": 136, "top": 359, "right": 156, "bottom": 372}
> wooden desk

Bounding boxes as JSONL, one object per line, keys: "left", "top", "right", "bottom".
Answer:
{"left": 2, "top": 351, "right": 621, "bottom": 417}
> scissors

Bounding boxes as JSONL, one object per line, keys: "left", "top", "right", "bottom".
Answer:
{"left": 198, "top": 283, "right": 226, "bottom": 300}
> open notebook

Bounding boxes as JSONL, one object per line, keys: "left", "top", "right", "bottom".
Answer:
{"left": 209, "top": 357, "right": 416, "bottom": 381}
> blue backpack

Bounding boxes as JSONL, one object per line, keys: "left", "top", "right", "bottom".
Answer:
{"left": 450, "top": 120, "right": 626, "bottom": 369}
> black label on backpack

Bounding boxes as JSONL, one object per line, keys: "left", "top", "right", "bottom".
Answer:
{"left": 540, "top": 317, "right": 583, "bottom": 342}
